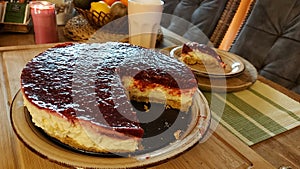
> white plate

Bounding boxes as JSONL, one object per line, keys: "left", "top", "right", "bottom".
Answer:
{"left": 170, "top": 46, "right": 245, "bottom": 78}
{"left": 11, "top": 89, "right": 211, "bottom": 169}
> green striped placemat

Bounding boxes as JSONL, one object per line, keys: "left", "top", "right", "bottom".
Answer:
{"left": 203, "top": 80, "right": 300, "bottom": 146}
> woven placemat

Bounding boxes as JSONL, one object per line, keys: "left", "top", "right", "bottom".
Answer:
{"left": 204, "top": 80, "right": 300, "bottom": 145}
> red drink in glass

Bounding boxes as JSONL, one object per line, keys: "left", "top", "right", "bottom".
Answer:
{"left": 30, "top": 1, "right": 58, "bottom": 44}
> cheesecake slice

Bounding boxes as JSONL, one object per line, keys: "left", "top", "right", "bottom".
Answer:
{"left": 180, "top": 42, "right": 226, "bottom": 68}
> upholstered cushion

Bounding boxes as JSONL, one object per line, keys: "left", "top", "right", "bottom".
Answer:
{"left": 230, "top": 0, "right": 300, "bottom": 94}
{"left": 163, "top": 0, "right": 180, "bottom": 14}
{"left": 164, "top": 0, "right": 228, "bottom": 42}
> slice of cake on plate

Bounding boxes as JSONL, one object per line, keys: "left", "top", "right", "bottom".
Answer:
{"left": 180, "top": 42, "right": 226, "bottom": 68}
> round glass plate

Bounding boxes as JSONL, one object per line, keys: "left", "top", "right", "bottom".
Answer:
{"left": 170, "top": 46, "right": 245, "bottom": 78}
{"left": 10, "top": 89, "right": 211, "bottom": 169}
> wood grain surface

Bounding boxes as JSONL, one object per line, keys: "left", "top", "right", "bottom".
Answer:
{"left": 251, "top": 126, "right": 300, "bottom": 168}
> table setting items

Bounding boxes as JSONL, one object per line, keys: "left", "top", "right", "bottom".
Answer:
{"left": 169, "top": 43, "right": 257, "bottom": 92}
{"left": 66, "top": 0, "right": 129, "bottom": 42}
{"left": 29, "top": 0, "right": 74, "bottom": 44}
{"left": 162, "top": 42, "right": 299, "bottom": 148}
{"left": 1, "top": 0, "right": 29, "bottom": 24}
{"left": 44, "top": 0, "right": 74, "bottom": 25}
{"left": 68, "top": 0, "right": 165, "bottom": 47}
{"left": 0, "top": 0, "right": 73, "bottom": 33}
{"left": 205, "top": 79, "right": 300, "bottom": 146}
{"left": 127, "top": 0, "right": 163, "bottom": 48}
{"left": 0, "top": 0, "right": 31, "bottom": 33}
{"left": 30, "top": 1, "right": 59, "bottom": 44}
{"left": 73, "top": 0, "right": 128, "bottom": 29}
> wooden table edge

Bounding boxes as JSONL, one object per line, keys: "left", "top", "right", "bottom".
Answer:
{"left": 0, "top": 43, "right": 72, "bottom": 52}
{"left": 214, "top": 123, "right": 276, "bottom": 168}
{"left": 257, "top": 76, "right": 300, "bottom": 102}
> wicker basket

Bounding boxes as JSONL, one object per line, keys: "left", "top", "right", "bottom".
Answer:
{"left": 75, "top": 7, "right": 112, "bottom": 28}
{"left": 74, "top": 6, "right": 163, "bottom": 45}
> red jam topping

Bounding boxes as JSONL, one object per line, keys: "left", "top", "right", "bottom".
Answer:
{"left": 182, "top": 42, "right": 226, "bottom": 68}
{"left": 21, "top": 42, "right": 197, "bottom": 138}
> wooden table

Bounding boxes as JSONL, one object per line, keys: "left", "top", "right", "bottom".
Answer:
{"left": 0, "top": 26, "right": 71, "bottom": 47}
{"left": 0, "top": 28, "right": 299, "bottom": 169}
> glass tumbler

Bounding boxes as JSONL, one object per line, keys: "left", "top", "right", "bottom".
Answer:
{"left": 30, "top": 1, "right": 59, "bottom": 44}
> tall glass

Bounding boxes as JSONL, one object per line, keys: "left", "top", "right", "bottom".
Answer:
{"left": 128, "top": 0, "right": 164, "bottom": 48}
{"left": 30, "top": 1, "right": 58, "bottom": 44}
